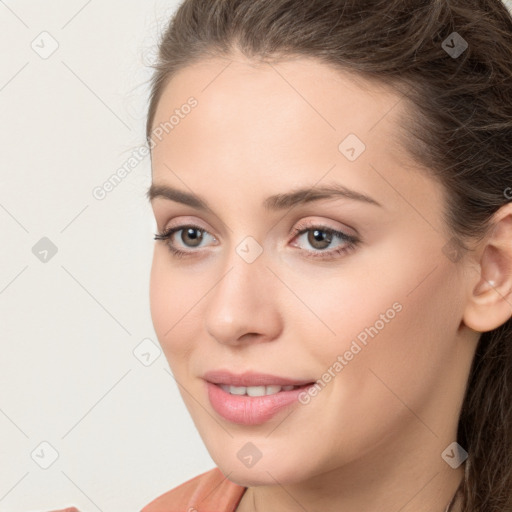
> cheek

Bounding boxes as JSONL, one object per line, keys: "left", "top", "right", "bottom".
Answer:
{"left": 291, "top": 240, "right": 462, "bottom": 390}
{"left": 149, "top": 251, "right": 198, "bottom": 361}
{"left": 314, "top": 259, "right": 462, "bottom": 430}
{"left": 149, "top": 252, "right": 170, "bottom": 340}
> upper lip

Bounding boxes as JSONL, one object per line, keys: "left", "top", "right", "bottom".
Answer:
{"left": 203, "top": 370, "right": 315, "bottom": 387}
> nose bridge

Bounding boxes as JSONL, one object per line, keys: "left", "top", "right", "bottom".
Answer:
{"left": 204, "top": 235, "right": 281, "bottom": 343}
{"left": 212, "top": 237, "right": 269, "bottom": 312}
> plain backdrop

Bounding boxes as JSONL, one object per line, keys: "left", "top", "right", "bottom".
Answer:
{"left": 1, "top": 1, "right": 512, "bottom": 511}
{"left": 0, "top": 1, "right": 214, "bottom": 511}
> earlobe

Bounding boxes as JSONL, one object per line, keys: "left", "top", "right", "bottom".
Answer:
{"left": 462, "top": 206, "right": 512, "bottom": 333}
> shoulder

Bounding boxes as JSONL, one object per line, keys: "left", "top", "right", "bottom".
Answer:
{"left": 140, "top": 466, "right": 247, "bottom": 512}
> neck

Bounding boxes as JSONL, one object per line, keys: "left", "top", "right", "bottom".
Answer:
{"left": 239, "top": 468, "right": 463, "bottom": 512}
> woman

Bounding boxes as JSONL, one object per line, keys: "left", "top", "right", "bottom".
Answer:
{"left": 54, "top": 0, "right": 512, "bottom": 510}
{"left": 142, "top": 0, "right": 512, "bottom": 510}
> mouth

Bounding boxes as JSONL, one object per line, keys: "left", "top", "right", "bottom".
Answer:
{"left": 204, "top": 373, "right": 318, "bottom": 425}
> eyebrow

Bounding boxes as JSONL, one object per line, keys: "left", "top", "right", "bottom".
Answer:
{"left": 146, "top": 182, "right": 383, "bottom": 211}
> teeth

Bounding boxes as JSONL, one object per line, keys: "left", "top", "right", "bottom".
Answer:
{"left": 218, "top": 384, "right": 300, "bottom": 396}
{"left": 229, "top": 385, "right": 247, "bottom": 395}
{"left": 247, "top": 386, "right": 267, "bottom": 397}
{"left": 265, "top": 385, "right": 282, "bottom": 395}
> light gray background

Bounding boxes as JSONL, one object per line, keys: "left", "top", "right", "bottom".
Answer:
{"left": 0, "top": 1, "right": 214, "bottom": 511}
{"left": 1, "top": 1, "right": 512, "bottom": 511}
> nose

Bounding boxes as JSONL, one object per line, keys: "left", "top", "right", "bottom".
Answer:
{"left": 204, "top": 244, "right": 283, "bottom": 346}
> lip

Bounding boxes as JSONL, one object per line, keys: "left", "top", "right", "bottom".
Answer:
{"left": 203, "top": 370, "right": 317, "bottom": 426}
{"left": 205, "top": 381, "right": 315, "bottom": 425}
{"left": 203, "top": 369, "right": 315, "bottom": 387}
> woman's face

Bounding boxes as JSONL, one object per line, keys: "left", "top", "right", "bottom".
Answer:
{"left": 148, "top": 55, "right": 478, "bottom": 487}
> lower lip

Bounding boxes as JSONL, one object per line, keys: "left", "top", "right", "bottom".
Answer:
{"left": 206, "top": 381, "right": 314, "bottom": 425}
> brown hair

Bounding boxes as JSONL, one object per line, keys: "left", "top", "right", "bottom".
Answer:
{"left": 145, "top": 1, "right": 512, "bottom": 510}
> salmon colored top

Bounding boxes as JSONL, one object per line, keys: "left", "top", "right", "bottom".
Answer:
{"left": 140, "top": 467, "right": 248, "bottom": 512}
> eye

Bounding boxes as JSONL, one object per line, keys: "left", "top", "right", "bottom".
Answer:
{"left": 290, "top": 221, "right": 360, "bottom": 260}
{"left": 154, "top": 223, "right": 218, "bottom": 258}
{"left": 154, "top": 221, "right": 360, "bottom": 261}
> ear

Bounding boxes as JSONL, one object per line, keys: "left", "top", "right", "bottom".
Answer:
{"left": 462, "top": 203, "right": 512, "bottom": 333}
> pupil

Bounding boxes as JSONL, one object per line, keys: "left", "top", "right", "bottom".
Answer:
{"left": 309, "top": 229, "right": 332, "bottom": 249}
{"left": 183, "top": 228, "right": 203, "bottom": 246}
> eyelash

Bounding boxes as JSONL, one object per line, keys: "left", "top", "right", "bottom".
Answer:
{"left": 153, "top": 221, "right": 360, "bottom": 261}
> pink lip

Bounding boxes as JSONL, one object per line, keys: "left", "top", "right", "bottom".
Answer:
{"left": 203, "top": 369, "right": 314, "bottom": 387}
{"left": 203, "top": 370, "right": 316, "bottom": 425}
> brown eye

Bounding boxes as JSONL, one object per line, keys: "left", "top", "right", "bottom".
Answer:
{"left": 181, "top": 227, "right": 204, "bottom": 247}
{"left": 290, "top": 223, "right": 360, "bottom": 261}
{"left": 154, "top": 223, "right": 218, "bottom": 257}
{"left": 307, "top": 229, "right": 333, "bottom": 250}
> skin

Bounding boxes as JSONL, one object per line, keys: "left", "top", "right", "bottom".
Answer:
{"left": 147, "top": 53, "right": 512, "bottom": 512}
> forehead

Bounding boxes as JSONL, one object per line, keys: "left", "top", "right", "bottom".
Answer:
{"left": 150, "top": 54, "right": 401, "bottom": 147}
{"left": 149, "top": 54, "right": 442, "bottom": 220}
{"left": 150, "top": 54, "right": 407, "bottom": 160}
